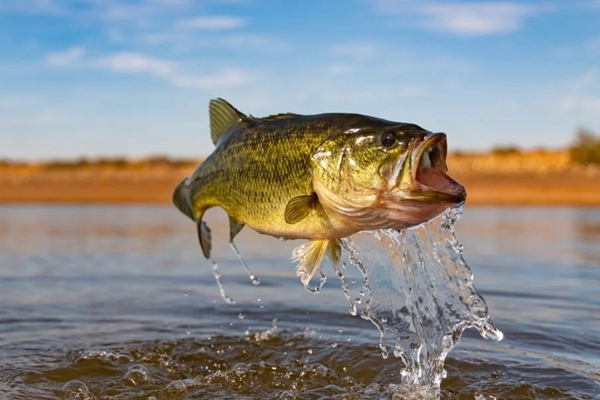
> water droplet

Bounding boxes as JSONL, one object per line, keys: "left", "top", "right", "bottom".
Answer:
{"left": 166, "top": 378, "right": 196, "bottom": 392}
{"left": 124, "top": 364, "right": 148, "bottom": 386}
{"left": 230, "top": 241, "right": 260, "bottom": 286}
{"left": 303, "top": 267, "right": 327, "bottom": 294}
{"left": 209, "top": 257, "right": 235, "bottom": 304}
{"left": 381, "top": 348, "right": 389, "bottom": 359}
{"left": 61, "top": 380, "right": 95, "bottom": 399}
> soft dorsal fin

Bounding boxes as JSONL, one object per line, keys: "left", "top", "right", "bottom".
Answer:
{"left": 209, "top": 98, "right": 247, "bottom": 145}
{"left": 263, "top": 112, "right": 300, "bottom": 121}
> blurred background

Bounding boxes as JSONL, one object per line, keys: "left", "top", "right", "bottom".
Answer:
{"left": 1, "top": 0, "right": 600, "bottom": 204}
{"left": 1, "top": 2, "right": 600, "bottom": 399}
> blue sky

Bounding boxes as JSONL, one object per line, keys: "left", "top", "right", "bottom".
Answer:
{"left": 1, "top": 0, "right": 599, "bottom": 160}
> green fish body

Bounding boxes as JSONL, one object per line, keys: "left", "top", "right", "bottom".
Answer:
{"left": 174, "top": 99, "right": 465, "bottom": 284}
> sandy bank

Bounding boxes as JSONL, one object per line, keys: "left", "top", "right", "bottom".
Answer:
{"left": 1, "top": 152, "right": 599, "bottom": 206}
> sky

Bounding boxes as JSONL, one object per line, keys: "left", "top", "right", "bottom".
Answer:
{"left": 1, "top": 0, "right": 599, "bottom": 160}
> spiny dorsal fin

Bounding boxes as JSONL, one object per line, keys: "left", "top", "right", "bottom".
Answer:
{"left": 209, "top": 98, "right": 247, "bottom": 145}
{"left": 284, "top": 193, "right": 319, "bottom": 224}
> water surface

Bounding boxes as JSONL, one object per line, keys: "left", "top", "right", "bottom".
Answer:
{"left": 0, "top": 205, "right": 599, "bottom": 399}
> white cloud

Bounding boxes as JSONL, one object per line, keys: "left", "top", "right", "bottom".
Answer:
{"left": 371, "top": 0, "right": 540, "bottom": 35}
{"left": 419, "top": 2, "right": 537, "bottom": 35}
{"left": 45, "top": 48, "right": 250, "bottom": 90}
{"left": 170, "top": 68, "right": 250, "bottom": 89}
{"left": 177, "top": 15, "right": 245, "bottom": 30}
{"left": 95, "top": 52, "right": 174, "bottom": 76}
{"left": 560, "top": 95, "right": 600, "bottom": 113}
{"left": 559, "top": 68, "right": 600, "bottom": 114}
{"left": 327, "top": 40, "right": 473, "bottom": 75}
{"left": 45, "top": 46, "right": 86, "bottom": 66}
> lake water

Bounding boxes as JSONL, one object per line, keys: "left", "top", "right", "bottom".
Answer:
{"left": 0, "top": 205, "right": 599, "bottom": 399}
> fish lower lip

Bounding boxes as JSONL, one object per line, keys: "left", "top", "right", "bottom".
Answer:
{"left": 410, "top": 189, "right": 466, "bottom": 203}
{"left": 400, "top": 132, "right": 465, "bottom": 203}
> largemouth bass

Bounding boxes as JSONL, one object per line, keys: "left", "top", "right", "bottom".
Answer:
{"left": 173, "top": 99, "right": 465, "bottom": 284}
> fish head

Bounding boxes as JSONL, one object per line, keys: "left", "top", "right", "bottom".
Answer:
{"left": 312, "top": 123, "right": 465, "bottom": 229}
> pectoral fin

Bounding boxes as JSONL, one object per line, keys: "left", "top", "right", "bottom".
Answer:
{"left": 291, "top": 238, "right": 342, "bottom": 284}
{"left": 284, "top": 192, "right": 319, "bottom": 224}
{"left": 197, "top": 219, "right": 212, "bottom": 259}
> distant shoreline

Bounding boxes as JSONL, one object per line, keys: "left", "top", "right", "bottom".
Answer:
{"left": 1, "top": 152, "right": 599, "bottom": 206}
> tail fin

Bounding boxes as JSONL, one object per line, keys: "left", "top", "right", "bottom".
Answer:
{"left": 172, "top": 179, "right": 194, "bottom": 221}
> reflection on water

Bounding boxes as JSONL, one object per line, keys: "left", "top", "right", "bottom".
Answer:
{"left": 459, "top": 207, "right": 600, "bottom": 268}
{"left": 575, "top": 209, "right": 600, "bottom": 265}
{"left": 0, "top": 205, "right": 599, "bottom": 399}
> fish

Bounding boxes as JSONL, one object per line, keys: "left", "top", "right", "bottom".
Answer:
{"left": 173, "top": 98, "right": 465, "bottom": 285}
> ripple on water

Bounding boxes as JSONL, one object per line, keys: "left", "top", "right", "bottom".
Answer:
{"left": 3, "top": 326, "right": 596, "bottom": 400}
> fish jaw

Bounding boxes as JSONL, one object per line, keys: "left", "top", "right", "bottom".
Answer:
{"left": 390, "top": 132, "right": 465, "bottom": 204}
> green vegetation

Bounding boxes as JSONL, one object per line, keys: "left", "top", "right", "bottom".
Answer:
{"left": 491, "top": 145, "right": 521, "bottom": 155}
{"left": 570, "top": 128, "right": 600, "bottom": 165}
{"left": 42, "top": 156, "right": 198, "bottom": 169}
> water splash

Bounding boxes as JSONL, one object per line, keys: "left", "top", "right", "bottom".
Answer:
{"left": 333, "top": 261, "right": 356, "bottom": 315}
{"left": 209, "top": 257, "right": 236, "bottom": 304}
{"left": 341, "top": 204, "right": 502, "bottom": 395}
{"left": 230, "top": 241, "right": 261, "bottom": 285}
{"left": 303, "top": 267, "right": 327, "bottom": 294}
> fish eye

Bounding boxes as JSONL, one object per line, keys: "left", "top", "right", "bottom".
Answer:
{"left": 380, "top": 131, "right": 396, "bottom": 148}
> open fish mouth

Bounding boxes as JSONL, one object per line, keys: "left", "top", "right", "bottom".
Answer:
{"left": 400, "top": 133, "right": 466, "bottom": 203}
